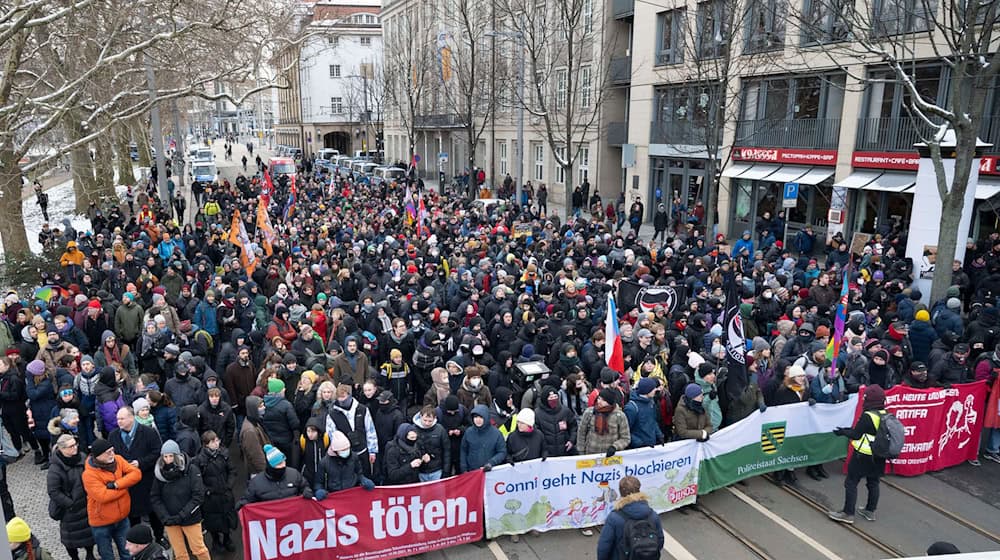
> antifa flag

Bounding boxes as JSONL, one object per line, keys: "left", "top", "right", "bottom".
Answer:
{"left": 722, "top": 281, "right": 748, "bottom": 404}
{"left": 617, "top": 280, "right": 685, "bottom": 314}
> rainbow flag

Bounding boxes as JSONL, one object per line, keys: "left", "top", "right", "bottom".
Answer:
{"left": 826, "top": 266, "right": 851, "bottom": 377}
{"left": 282, "top": 182, "right": 297, "bottom": 222}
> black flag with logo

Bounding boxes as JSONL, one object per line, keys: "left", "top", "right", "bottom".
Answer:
{"left": 721, "top": 281, "right": 749, "bottom": 407}
{"left": 617, "top": 280, "right": 685, "bottom": 314}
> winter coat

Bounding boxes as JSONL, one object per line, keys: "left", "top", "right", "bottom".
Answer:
{"left": 908, "top": 320, "right": 937, "bottom": 363}
{"left": 240, "top": 416, "right": 271, "bottom": 477}
{"left": 695, "top": 370, "right": 722, "bottom": 430}
{"left": 108, "top": 421, "right": 162, "bottom": 518}
{"left": 26, "top": 373, "right": 57, "bottom": 440}
{"left": 190, "top": 447, "right": 238, "bottom": 533}
{"left": 224, "top": 361, "right": 256, "bottom": 416}
{"left": 673, "top": 398, "right": 713, "bottom": 440}
{"left": 506, "top": 427, "right": 546, "bottom": 462}
{"left": 46, "top": 450, "right": 95, "bottom": 548}
{"left": 374, "top": 401, "right": 406, "bottom": 458}
{"left": 929, "top": 355, "right": 972, "bottom": 386}
{"left": 459, "top": 406, "right": 506, "bottom": 471}
{"left": 263, "top": 394, "right": 300, "bottom": 450}
{"left": 81, "top": 454, "right": 142, "bottom": 527}
{"left": 114, "top": 302, "right": 145, "bottom": 343}
{"left": 0, "top": 370, "right": 28, "bottom": 418}
{"left": 198, "top": 399, "right": 236, "bottom": 447}
{"left": 164, "top": 375, "right": 205, "bottom": 409}
{"left": 576, "top": 405, "right": 630, "bottom": 455}
{"left": 384, "top": 433, "right": 423, "bottom": 485}
{"left": 933, "top": 308, "right": 964, "bottom": 338}
{"left": 237, "top": 466, "right": 311, "bottom": 509}
{"left": 410, "top": 412, "right": 450, "bottom": 473}
{"left": 596, "top": 492, "right": 664, "bottom": 560}
{"left": 623, "top": 394, "right": 663, "bottom": 448}
{"left": 151, "top": 453, "right": 205, "bottom": 526}
{"left": 332, "top": 350, "right": 370, "bottom": 386}
{"left": 534, "top": 397, "right": 578, "bottom": 457}
{"left": 174, "top": 405, "right": 202, "bottom": 458}
{"left": 315, "top": 452, "right": 368, "bottom": 493}
{"left": 150, "top": 404, "right": 176, "bottom": 443}
{"left": 93, "top": 382, "right": 125, "bottom": 436}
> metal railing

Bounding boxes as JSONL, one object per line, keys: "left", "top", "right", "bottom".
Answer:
{"left": 649, "top": 119, "right": 722, "bottom": 146}
{"left": 735, "top": 118, "right": 841, "bottom": 149}
{"left": 610, "top": 56, "right": 632, "bottom": 85}
{"left": 414, "top": 114, "right": 465, "bottom": 129}
{"left": 854, "top": 117, "right": 941, "bottom": 152}
{"left": 612, "top": 0, "right": 634, "bottom": 19}
{"left": 607, "top": 121, "right": 628, "bottom": 146}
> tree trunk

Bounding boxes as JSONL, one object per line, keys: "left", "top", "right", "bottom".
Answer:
{"left": 0, "top": 149, "right": 31, "bottom": 257}
{"left": 133, "top": 120, "right": 152, "bottom": 169}
{"left": 565, "top": 165, "right": 574, "bottom": 220}
{"left": 115, "top": 126, "right": 136, "bottom": 187}
{"left": 931, "top": 132, "right": 976, "bottom": 303}
{"left": 705, "top": 159, "right": 718, "bottom": 237}
{"left": 94, "top": 134, "right": 114, "bottom": 189}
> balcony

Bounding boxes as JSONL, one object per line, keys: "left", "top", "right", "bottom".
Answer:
{"left": 612, "top": 0, "right": 634, "bottom": 19}
{"left": 735, "top": 118, "right": 841, "bottom": 149}
{"left": 610, "top": 56, "right": 632, "bottom": 85}
{"left": 608, "top": 122, "right": 628, "bottom": 146}
{"left": 414, "top": 114, "right": 465, "bottom": 129}
{"left": 854, "top": 117, "right": 941, "bottom": 152}
{"left": 650, "top": 119, "right": 723, "bottom": 146}
{"left": 982, "top": 115, "right": 1000, "bottom": 150}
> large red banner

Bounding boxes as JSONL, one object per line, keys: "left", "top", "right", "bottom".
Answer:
{"left": 857, "top": 382, "right": 988, "bottom": 476}
{"left": 239, "top": 471, "right": 485, "bottom": 560}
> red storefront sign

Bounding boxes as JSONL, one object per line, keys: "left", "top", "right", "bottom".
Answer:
{"left": 239, "top": 471, "right": 485, "bottom": 560}
{"left": 852, "top": 151, "right": 1000, "bottom": 175}
{"left": 732, "top": 147, "right": 838, "bottom": 165}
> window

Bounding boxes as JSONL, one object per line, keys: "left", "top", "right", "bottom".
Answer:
{"left": 654, "top": 84, "right": 724, "bottom": 144}
{"left": 583, "top": 0, "right": 594, "bottom": 32}
{"left": 696, "top": 0, "right": 729, "bottom": 59}
{"left": 499, "top": 141, "right": 508, "bottom": 175}
{"left": 331, "top": 97, "right": 343, "bottom": 114}
{"left": 745, "top": 0, "right": 786, "bottom": 53}
{"left": 873, "top": 0, "right": 934, "bottom": 35}
{"left": 578, "top": 145, "right": 589, "bottom": 181}
{"left": 580, "top": 66, "right": 592, "bottom": 108}
{"left": 328, "top": 36, "right": 339, "bottom": 46}
{"left": 360, "top": 36, "right": 373, "bottom": 46}
{"left": 365, "top": 14, "right": 377, "bottom": 24}
{"left": 555, "top": 69, "right": 568, "bottom": 109}
{"left": 802, "top": 0, "right": 850, "bottom": 44}
{"left": 656, "top": 9, "right": 685, "bottom": 65}
{"left": 534, "top": 144, "right": 544, "bottom": 181}
{"left": 738, "top": 74, "right": 846, "bottom": 147}
{"left": 329, "top": 65, "right": 341, "bottom": 78}
{"left": 555, "top": 146, "right": 566, "bottom": 184}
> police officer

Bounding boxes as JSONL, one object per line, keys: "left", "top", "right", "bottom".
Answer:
{"left": 828, "top": 385, "right": 886, "bottom": 524}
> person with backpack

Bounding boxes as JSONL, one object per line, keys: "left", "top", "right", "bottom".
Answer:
{"left": 828, "top": 384, "right": 896, "bottom": 524}
{"left": 596, "top": 475, "right": 663, "bottom": 560}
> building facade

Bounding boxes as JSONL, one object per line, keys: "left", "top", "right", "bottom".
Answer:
{"left": 621, "top": 0, "right": 1000, "bottom": 245}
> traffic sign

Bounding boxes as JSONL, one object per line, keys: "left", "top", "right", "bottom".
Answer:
{"left": 438, "top": 152, "right": 448, "bottom": 163}
{"left": 782, "top": 182, "right": 799, "bottom": 208}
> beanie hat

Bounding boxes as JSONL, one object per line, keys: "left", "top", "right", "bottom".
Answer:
{"left": 26, "top": 359, "right": 45, "bottom": 376}
{"left": 330, "top": 430, "right": 351, "bottom": 452}
{"left": 684, "top": 383, "right": 703, "bottom": 399}
{"left": 126, "top": 524, "right": 154, "bottom": 545}
{"left": 60, "top": 408, "right": 79, "bottom": 423}
{"left": 815, "top": 325, "right": 830, "bottom": 339}
{"left": 517, "top": 408, "right": 535, "bottom": 426}
{"left": 915, "top": 309, "right": 930, "bottom": 322}
{"left": 635, "top": 377, "right": 658, "bottom": 396}
{"left": 390, "top": 348, "right": 403, "bottom": 360}
{"left": 946, "top": 286, "right": 961, "bottom": 298}
{"left": 88, "top": 300, "right": 102, "bottom": 310}
{"left": 164, "top": 344, "right": 180, "bottom": 356}
{"left": 80, "top": 355, "right": 95, "bottom": 366}
{"left": 267, "top": 378, "right": 286, "bottom": 394}
{"left": 160, "top": 439, "right": 181, "bottom": 456}
{"left": 6, "top": 517, "right": 30, "bottom": 543}
{"left": 263, "top": 444, "right": 286, "bottom": 467}
{"left": 752, "top": 337, "right": 771, "bottom": 351}
{"left": 788, "top": 365, "right": 806, "bottom": 378}
{"left": 863, "top": 384, "right": 886, "bottom": 407}
{"left": 132, "top": 397, "right": 150, "bottom": 412}
{"left": 600, "top": 368, "right": 619, "bottom": 385}
{"left": 947, "top": 298, "right": 961, "bottom": 310}
{"left": 91, "top": 438, "right": 113, "bottom": 457}
{"left": 443, "top": 395, "right": 460, "bottom": 411}
{"left": 598, "top": 387, "right": 619, "bottom": 406}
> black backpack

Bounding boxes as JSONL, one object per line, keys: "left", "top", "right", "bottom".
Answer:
{"left": 622, "top": 516, "right": 661, "bottom": 560}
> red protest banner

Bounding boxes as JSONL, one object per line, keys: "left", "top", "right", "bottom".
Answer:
{"left": 239, "top": 471, "right": 485, "bottom": 560}
{"left": 873, "top": 382, "right": 988, "bottom": 476}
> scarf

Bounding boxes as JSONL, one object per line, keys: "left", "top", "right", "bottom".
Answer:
{"left": 102, "top": 344, "right": 122, "bottom": 366}
{"left": 593, "top": 403, "right": 615, "bottom": 435}
{"left": 683, "top": 396, "right": 705, "bottom": 414}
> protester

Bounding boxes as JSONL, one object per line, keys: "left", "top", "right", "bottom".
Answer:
{"left": 595, "top": 476, "right": 664, "bottom": 560}
{"left": 314, "top": 430, "right": 376, "bottom": 496}
{"left": 81, "top": 438, "right": 141, "bottom": 560}
{"left": 829, "top": 385, "right": 887, "bottom": 525}
{"left": 123, "top": 524, "right": 168, "bottom": 560}
{"left": 108, "top": 407, "right": 163, "bottom": 543}
{"left": 190, "top": 431, "right": 237, "bottom": 552}
{"left": 459, "top": 405, "right": 506, "bottom": 472}
{"left": 237, "top": 445, "right": 312, "bottom": 508}
{"left": 150, "top": 440, "right": 209, "bottom": 560}
{"left": 46, "top": 434, "right": 96, "bottom": 560}
{"left": 7, "top": 516, "right": 57, "bottom": 560}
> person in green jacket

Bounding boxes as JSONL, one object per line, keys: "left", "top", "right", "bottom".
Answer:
{"left": 114, "top": 293, "right": 145, "bottom": 348}
{"left": 695, "top": 362, "right": 722, "bottom": 431}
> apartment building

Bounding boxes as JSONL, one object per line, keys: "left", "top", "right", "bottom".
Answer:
{"left": 379, "top": 0, "right": 626, "bottom": 209}
{"left": 621, "top": 0, "right": 1000, "bottom": 244}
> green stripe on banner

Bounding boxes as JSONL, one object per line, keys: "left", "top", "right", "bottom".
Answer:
{"left": 697, "top": 432, "right": 847, "bottom": 494}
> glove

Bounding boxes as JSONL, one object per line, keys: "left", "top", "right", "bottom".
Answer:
{"left": 507, "top": 457, "right": 516, "bottom": 466}
{"left": 105, "top": 482, "right": 117, "bottom": 490}
{"left": 606, "top": 446, "right": 616, "bottom": 458}
{"left": 808, "top": 398, "right": 817, "bottom": 406}
{"left": 759, "top": 403, "right": 767, "bottom": 413}
{"left": 833, "top": 428, "right": 847, "bottom": 437}
{"left": 482, "top": 463, "right": 492, "bottom": 472}
{"left": 942, "top": 382, "right": 952, "bottom": 389}
{"left": 540, "top": 453, "right": 548, "bottom": 462}
{"left": 708, "top": 389, "right": 718, "bottom": 400}
{"left": 361, "top": 478, "right": 375, "bottom": 491}
{"left": 314, "top": 489, "right": 328, "bottom": 501}
{"left": 822, "top": 384, "right": 833, "bottom": 395}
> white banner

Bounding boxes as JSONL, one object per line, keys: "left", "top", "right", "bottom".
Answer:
{"left": 483, "top": 441, "right": 699, "bottom": 538}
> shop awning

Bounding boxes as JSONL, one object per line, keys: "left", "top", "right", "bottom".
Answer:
{"left": 795, "top": 167, "right": 835, "bottom": 185}
{"left": 721, "top": 162, "right": 753, "bottom": 178}
{"left": 864, "top": 172, "right": 916, "bottom": 193}
{"left": 738, "top": 164, "right": 782, "bottom": 180}
{"left": 834, "top": 171, "right": 882, "bottom": 189}
{"left": 761, "top": 165, "right": 810, "bottom": 183}
{"left": 976, "top": 178, "right": 1000, "bottom": 200}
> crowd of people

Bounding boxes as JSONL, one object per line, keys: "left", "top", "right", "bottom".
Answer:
{"left": 0, "top": 145, "right": 995, "bottom": 560}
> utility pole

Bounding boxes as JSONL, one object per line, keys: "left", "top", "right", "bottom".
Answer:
{"left": 144, "top": 53, "right": 169, "bottom": 213}
{"left": 171, "top": 100, "right": 185, "bottom": 189}
{"left": 514, "top": 18, "right": 525, "bottom": 208}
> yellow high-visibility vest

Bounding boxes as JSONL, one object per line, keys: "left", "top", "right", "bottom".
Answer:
{"left": 851, "top": 411, "right": 882, "bottom": 455}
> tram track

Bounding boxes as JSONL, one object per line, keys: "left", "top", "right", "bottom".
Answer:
{"left": 694, "top": 504, "right": 775, "bottom": 560}
{"left": 879, "top": 476, "right": 1000, "bottom": 545}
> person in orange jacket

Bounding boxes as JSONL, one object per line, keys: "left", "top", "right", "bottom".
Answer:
{"left": 81, "top": 439, "right": 142, "bottom": 560}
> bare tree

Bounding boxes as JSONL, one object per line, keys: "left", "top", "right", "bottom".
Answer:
{"left": 786, "top": 0, "right": 1000, "bottom": 301}
{"left": 383, "top": 9, "right": 434, "bottom": 166}
{"left": 500, "top": 0, "right": 615, "bottom": 217}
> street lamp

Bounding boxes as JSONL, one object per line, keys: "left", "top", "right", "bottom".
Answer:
{"left": 485, "top": 21, "right": 525, "bottom": 207}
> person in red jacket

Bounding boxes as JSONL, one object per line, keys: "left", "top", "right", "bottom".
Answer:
{"left": 81, "top": 438, "right": 142, "bottom": 560}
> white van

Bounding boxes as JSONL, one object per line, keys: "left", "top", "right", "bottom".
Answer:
{"left": 194, "top": 148, "right": 213, "bottom": 162}
{"left": 374, "top": 167, "right": 406, "bottom": 185}
{"left": 191, "top": 162, "right": 218, "bottom": 184}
